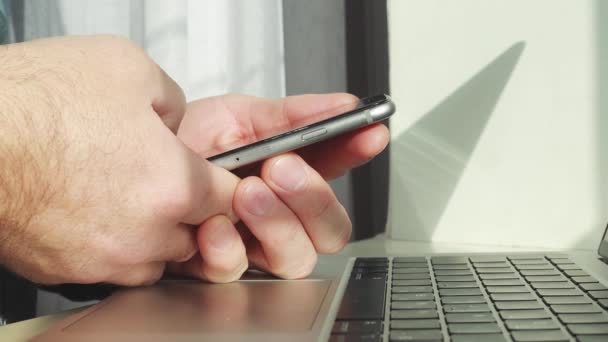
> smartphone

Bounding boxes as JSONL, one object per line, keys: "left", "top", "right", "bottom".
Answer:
{"left": 208, "top": 94, "right": 395, "bottom": 170}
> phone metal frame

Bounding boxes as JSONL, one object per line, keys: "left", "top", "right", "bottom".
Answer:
{"left": 208, "top": 94, "right": 395, "bottom": 170}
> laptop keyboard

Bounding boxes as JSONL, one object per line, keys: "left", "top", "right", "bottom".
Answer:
{"left": 330, "top": 255, "right": 608, "bottom": 342}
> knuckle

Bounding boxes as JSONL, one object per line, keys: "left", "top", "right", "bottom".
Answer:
{"left": 308, "top": 190, "right": 334, "bottom": 220}
{"left": 204, "top": 260, "right": 248, "bottom": 283}
{"left": 155, "top": 180, "right": 197, "bottom": 221}
{"left": 277, "top": 253, "right": 318, "bottom": 280}
{"left": 321, "top": 223, "right": 352, "bottom": 254}
{"left": 266, "top": 221, "right": 300, "bottom": 247}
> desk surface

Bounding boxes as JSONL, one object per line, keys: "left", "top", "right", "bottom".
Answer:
{"left": 0, "top": 237, "right": 581, "bottom": 341}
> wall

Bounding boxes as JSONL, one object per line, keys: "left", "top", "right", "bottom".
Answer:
{"left": 387, "top": 0, "right": 608, "bottom": 250}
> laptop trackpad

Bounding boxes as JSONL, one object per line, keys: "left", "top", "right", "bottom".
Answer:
{"left": 64, "top": 280, "right": 332, "bottom": 334}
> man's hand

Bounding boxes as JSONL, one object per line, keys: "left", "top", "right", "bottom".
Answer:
{"left": 175, "top": 94, "right": 390, "bottom": 282}
{"left": 0, "top": 36, "right": 238, "bottom": 286}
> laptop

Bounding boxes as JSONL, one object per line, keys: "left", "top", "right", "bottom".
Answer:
{"left": 33, "top": 224, "right": 608, "bottom": 341}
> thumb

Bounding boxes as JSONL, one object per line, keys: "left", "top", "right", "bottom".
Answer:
{"left": 179, "top": 143, "right": 240, "bottom": 225}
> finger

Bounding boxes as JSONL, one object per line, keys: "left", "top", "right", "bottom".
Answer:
{"left": 261, "top": 153, "right": 351, "bottom": 254}
{"left": 298, "top": 123, "right": 390, "bottom": 179}
{"left": 150, "top": 65, "right": 186, "bottom": 133}
{"left": 107, "top": 262, "right": 165, "bottom": 286}
{"left": 233, "top": 177, "right": 317, "bottom": 279}
{"left": 151, "top": 223, "right": 198, "bottom": 263}
{"left": 195, "top": 216, "right": 249, "bottom": 283}
{"left": 178, "top": 145, "right": 240, "bottom": 225}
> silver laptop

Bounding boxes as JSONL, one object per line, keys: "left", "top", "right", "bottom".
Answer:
{"left": 33, "top": 224, "right": 608, "bottom": 341}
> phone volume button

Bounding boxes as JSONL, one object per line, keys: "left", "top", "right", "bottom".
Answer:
{"left": 301, "top": 128, "right": 327, "bottom": 141}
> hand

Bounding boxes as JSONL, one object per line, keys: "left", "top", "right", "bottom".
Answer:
{"left": 174, "top": 94, "right": 390, "bottom": 282}
{"left": 0, "top": 36, "right": 238, "bottom": 285}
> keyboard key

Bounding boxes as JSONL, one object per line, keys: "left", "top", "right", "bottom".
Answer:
{"left": 472, "top": 262, "right": 510, "bottom": 268}
{"left": 511, "top": 259, "right": 547, "bottom": 265}
{"left": 357, "top": 257, "right": 388, "bottom": 263}
{"left": 476, "top": 267, "right": 514, "bottom": 274}
{"left": 441, "top": 296, "right": 487, "bottom": 304}
{"left": 434, "top": 270, "right": 473, "bottom": 276}
{"left": 337, "top": 277, "right": 386, "bottom": 320}
{"left": 530, "top": 282, "right": 574, "bottom": 289}
{"left": 524, "top": 275, "right": 567, "bottom": 282}
{"left": 505, "top": 319, "right": 560, "bottom": 330}
{"left": 392, "top": 293, "right": 435, "bottom": 301}
{"left": 391, "top": 319, "right": 440, "bottom": 330}
{"left": 445, "top": 312, "right": 495, "bottom": 323}
{"left": 543, "top": 296, "right": 592, "bottom": 305}
{"left": 536, "top": 288, "right": 582, "bottom": 296}
{"left": 519, "top": 270, "right": 560, "bottom": 276}
{"left": 494, "top": 301, "right": 543, "bottom": 310}
{"left": 551, "top": 304, "right": 601, "bottom": 314}
{"left": 559, "top": 313, "right": 608, "bottom": 323}
{"left": 577, "top": 336, "right": 608, "bottom": 342}
{"left": 437, "top": 281, "right": 478, "bottom": 288}
{"left": 351, "top": 267, "right": 388, "bottom": 274}
{"left": 393, "top": 262, "right": 428, "bottom": 268}
{"left": 564, "top": 269, "right": 588, "bottom": 277}
{"left": 573, "top": 276, "right": 598, "bottom": 284}
{"left": 452, "top": 334, "right": 507, "bottom": 342}
{"left": 389, "top": 330, "right": 442, "bottom": 341}
{"left": 351, "top": 273, "right": 387, "bottom": 280}
{"left": 431, "top": 256, "right": 468, "bottom": 264}
{"left": 580, "top": 283, "right": 608, "bottom": 291}
{"left": 482, "top": 279, "right": 524, "bottom": 286}
{"left": 469, "top": 256, "right": 507, "bottom": 262}
{"left": 511, "top": 330, "right": 568, "bottom": 341}
{"left": 443, "top": 304, "right": 491, "bottom": 313}
{"left": 515, "top": 264, "right": 555, "bottom": 270}
{"left": 550, "top": 258, "right": 574, "bottom": 265}
{"left": 448, "top": 323, "right": 501, "bottom": 334}
{"left": 486, "top": 286, "right": 530, "bottom": 293}
{"left": 392, "top": 286, "right": 433, "bottom": 294}
{"left": 393, "top": 257, "right": 427, "bottom": 263}
{"left": 391, "top": 309, "right": 438, "bottom": 319}
{"left": 332, "top": 320, "right": 383, "bottom": 334}
{"left": 599, "top": 299, "right": 608, "bottom": 309}
{"left": 432, "top": 264, "right": 470, "bottom": 270}
{"left": 435, "top": 275, "right": 475, "bottom": 282}
{"left": 393, "top": 274, "right": 431, "bottom": 280}
{"left": 509, "top": 255, "right": 546, "bottom": 260}
{"left": 392, "top": 268, "right": 429, "bottom": 274}
{"left": 491, "top": 293, "right": 536, "bottom": 301}
{"left": 479, "top": 273, "right": 519, "bottom": 280}
{"left": 500, "top": 309, "right": 551, "bottom": 320}
{"left": 568, "top": 323, "right": 608, "bottom": 334}
{"left": 392, "top": 279, "right": 432, "bottom": 286}
{"left": 588, "top": 290, "right": 608, "bottom": 300}
{"left": 391, "top": 301, "right": 436, "bottom": 310}
{"left": 439, "top": 288, "right": 482, "bottom": 296}
{"left": 329, "top": 334, "right": 382, "bottom": 342}
{"left": 556, "top": 264, "right": 580, "bottom": 270}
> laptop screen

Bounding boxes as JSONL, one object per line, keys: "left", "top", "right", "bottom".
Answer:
{"left": 597, "top": 223, "right": 608, "bottom": 259}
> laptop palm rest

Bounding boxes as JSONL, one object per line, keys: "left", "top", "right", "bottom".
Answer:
{"left": 63, "top": 280, "right": 331, "bottom": 334}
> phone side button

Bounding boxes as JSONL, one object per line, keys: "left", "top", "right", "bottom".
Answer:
{"left": 302, "top": 128, "right": 327, "bottom": 141}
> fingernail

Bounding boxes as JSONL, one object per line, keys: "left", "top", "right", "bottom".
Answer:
{"left": 209, "top": 216, "right": 237, "bottom": 251}
{"left": 242, "top": 180, "right": 275, "bottom": 216}
{"left": 270, "top": 155, "right": 307, "bottom": 191}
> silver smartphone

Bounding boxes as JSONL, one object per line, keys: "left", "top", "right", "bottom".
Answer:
{"left": 208, "top": 94, "right": 395, "bottom": 170}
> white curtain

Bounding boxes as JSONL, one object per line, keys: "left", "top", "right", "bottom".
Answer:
{"left": 23, "top": 0, "right": 285, "bottom": 100}
{"left": 25, "top": 0, "right": 285, "bottom": 316}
